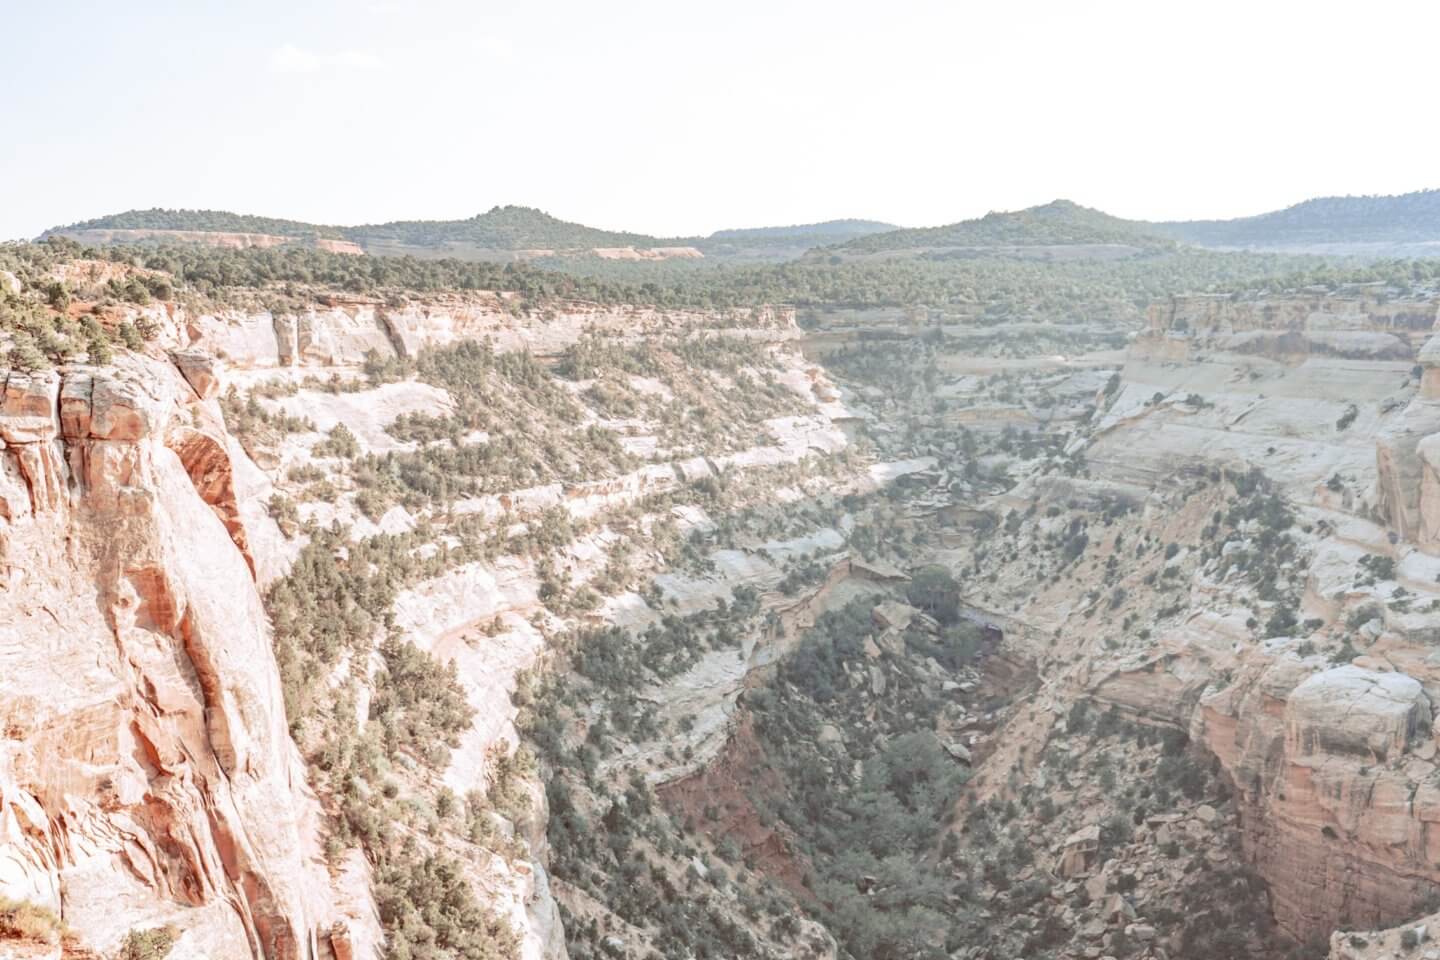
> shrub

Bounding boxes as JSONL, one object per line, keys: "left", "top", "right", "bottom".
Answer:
{"left": 0, "top": 897, "right": 61, "bottom": 943}
{"left": 907, "top": 565, "right": 961, "bottom": 623}
{"left": 314, "top": 422, "right": 360, "bottom": 459}
{"left": 117, "top": 926, "right": 179, "bottom": 960}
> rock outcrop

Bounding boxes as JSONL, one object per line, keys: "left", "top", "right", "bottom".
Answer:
{"left": 1197, "top": 660, "right": 1439, "bottom": 939}
{"left": 1147, "top": 293, "right": 1439, "bottom": 345}
{"left": 0, "top": 359, "right": 359, "bottom": 958}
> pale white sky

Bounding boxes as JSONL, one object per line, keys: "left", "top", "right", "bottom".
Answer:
{"left": 4, "top": 0, "right": 1438, "bottom": 240}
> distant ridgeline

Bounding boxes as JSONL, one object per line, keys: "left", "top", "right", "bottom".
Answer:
{"left": 816, "top": 200, "right": 1175, "bottom": 259}
{"left": 1149, "top": 188, "right": 1440, "bottom": 252}
{"left": 40, "top": 187, "right": 1440, "bottom": 268}
{"left": 43, "top": 207, "right": 897, "bottom": 263}
{"left": 45, "top": 206, "right": 668, "bottom": 260}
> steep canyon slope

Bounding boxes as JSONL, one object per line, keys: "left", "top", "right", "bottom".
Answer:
{"left": 0, "top": 245, "right": 909, "bottom": 959}
{"left": 10, "top": 235, "right": 1440, "bottom": 960}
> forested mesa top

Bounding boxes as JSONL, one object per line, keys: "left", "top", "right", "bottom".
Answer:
{"left": 45, "top": 206, "right": 897, "bottom": 256}
{"left": 818, "top": 200, "right": 1176, "bottom": 254}
{"left": 46, "top": 188, "right": 1440, "bottom": 260}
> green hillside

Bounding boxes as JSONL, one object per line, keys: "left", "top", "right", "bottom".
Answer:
{"left": 707, "top": 219, "right": 896, "bottom": 242}
{"left": 50, "top": 205, "right": 659, "bottom": 251}
{"left": 347, "top": 205, "right": 661, "bottom": 250}
{"left": 829, "top": 200, "right": 1171, "bottom": 255}
{"left": 49, "top": 208, "right": 347, "bottom": 239}
{"left": 1152, "top": 188, "right": 1440, "bottom": 247}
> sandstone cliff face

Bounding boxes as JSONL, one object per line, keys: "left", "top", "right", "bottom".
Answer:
{"left": 0, "top": 360, "right": 356, "bottom": 958}
{"left": 917, "top": 283, "right": 1440, "bottom": 951}
{"left": 185, "top": 299, "right": 791, "bottom": 370}
{"left": 1147, "top": 293, "right": 1438, "bottom": 342}
{"left": 1196, "top": 659, "right": 1439, "bottom": 938}
{"left": 158, "top": 293, "right": 827, "bottom": 959}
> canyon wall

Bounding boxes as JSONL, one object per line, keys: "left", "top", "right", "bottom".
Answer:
{"left": 1073, "top": 294, "right": 1440, "bottom": 943}
{"left": 0, "top": 360, "right": 361, "bottom": 958}
{"left": 0, "top": 292, "right": 789, "bottom": 957}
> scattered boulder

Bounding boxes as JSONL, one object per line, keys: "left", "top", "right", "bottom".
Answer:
{"left": 1058, "top": 825, "right": 1101, "bottom": 878}
{"left": 872, "top": 600, "right": 919, "bottom": 632}
{"left": 944, "top": 741, "right": 973, "bottom": 765}
{"left": 1126, "top": 923, "right": 1157, "bottom": 942}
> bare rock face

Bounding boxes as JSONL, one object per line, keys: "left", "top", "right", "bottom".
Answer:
{"left": 1376, "top": 337, "right": 1440, "bottom": 553}
{"left": 1419, "top": 336, "right": 1440, "bottom": 399}
{"left": 1375, "top": 399, "right": 1440, "bottom": 545}
{"left": 0, "top": 357, "right": 353, "bottom": 958}
{"left": 1286, "top": 666, "right": 1430, "bottom": 761}
{"left": 172, "top": 350, "right": 223, "bottom": 400}
{"left": 1198, "top": 658, "right": 1440, "bottom": 940}
{"left": 1148, "top": 293, "right": 1439, "bottom": 343}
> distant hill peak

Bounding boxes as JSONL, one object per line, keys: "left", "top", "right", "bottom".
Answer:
{"left": 1152, "top": 187, "right": 1440, "bottom": 249}
{"left": 48, "top": 208, "right": 346, "bottom": 239}
{"left": 828, "top": 199, "right": 1170, "bottom": 256}
{"left": 708, "top": 219, "right": 898, "bottom": 242}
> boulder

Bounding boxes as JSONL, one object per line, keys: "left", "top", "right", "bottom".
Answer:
{"left": 172, "top": 349, "right": 223, "bottom": 399}
{"left": 89, "top": 374, "right": 169, "bottom": 441}
{"left": 1058, "top": 824, "right": 1101, "bottom": 878}
{"left": 944, "top": 741, "right": 972, "bottom": 765}
{"left": 1126, "top": 923, "right": 1157, "bottom": 942}
{"left": 872, "top": 600, "right": 919, "bottom": 631}
{"left": 1286, "top": 665, "right": 1430, "bottom": 761}
{"left": 0, "top": 372, "right": 60, "bottom": 444}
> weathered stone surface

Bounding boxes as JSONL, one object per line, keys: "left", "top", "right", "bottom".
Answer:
{"left": 1058, "top": 824, "right": 1100, "bottom": 878}
{"left": 1286, "top": 666, "right": 1429, "bottom": 762}
{"left": 0, "top": 357, "right": 355, "bottom": 958}
{"left": 88, "top": 374, "right": 167, "bottom": 441}
{"left": 1197, "top": 652, "right": 1440, "bottom": 940}
{"left": 58, "top": 371, "right": 93, "bottom": 439}
{"left": 172, "top": 349, "right": 223, "bottom": 399}
{"left": 1420, "top": 334, "right": 1440, "bottom": 399}
{"left": 1377, "top": 401, "right": 1440, "bottom": 545}
{"left": 0, "top": 372, "right": 59, "bottom": 444}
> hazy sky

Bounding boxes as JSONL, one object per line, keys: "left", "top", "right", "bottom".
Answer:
{"left": 5, "top": 0, "right": 1439, "bottom": 241}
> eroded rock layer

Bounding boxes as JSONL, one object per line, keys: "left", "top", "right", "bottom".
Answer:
{"left": 0, "top": 360, "right": 351, "bottom": 958}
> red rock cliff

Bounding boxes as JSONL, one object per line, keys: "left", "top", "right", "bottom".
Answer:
{"left": 0, "top": 358, "right": 354, "bottom": 958}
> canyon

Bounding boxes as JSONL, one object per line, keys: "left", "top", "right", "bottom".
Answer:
{"left": 6, "top": 239, "right": 1440, "bottom": 960}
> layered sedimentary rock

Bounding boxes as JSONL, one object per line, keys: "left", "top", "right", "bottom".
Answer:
{"left": 0, "top": 360, "right": 359, "bottom": 958}
{"left": 1146, "top": 293, "right": 1439, "bottom": 345}
{"left": 1378, "top": 334, "right": 1440, "bottom": 551}
{"left": 1197, "top": 660, "right": 1440, "bottom": 938}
